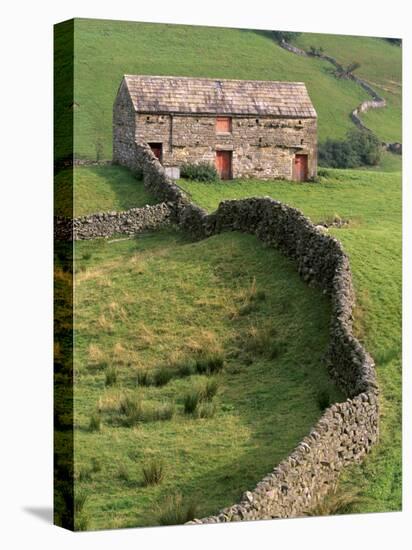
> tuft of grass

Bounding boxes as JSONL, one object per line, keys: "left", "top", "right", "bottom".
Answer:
{"left": 136, "top": 369, "right": 152, "bottom": 387}
{"left": 116, "top": 394, "right": 174, "bottom": 426}
{"left": 90, "top": 457, "right": 102, "bottom": 474}
{"left": 202, "top": 379, "right": 219, "bottom": 401}
{"left": 152, "top": 402, "right": 175, "bottom": 422}
{"left": 74, "top": 489, "right": 88, "bottom": 515}
{"left": 116, "top": 462, "right": 130, "bottom": 482}
{"left": 197, "top": 401, "right": 216, "bottom": 419}
{"left": 242, "top": 325, "right": 272, "bottom": 356}
{"left": 88, "top": 412, "right": 101, "bottom": 432}
{"left": 183, "top": 389, "right": 202, "bottom": 415}
{"left": 157, "top": 493, "right": 198, "bottom": 526}
{"left": 78, "top": 466, "right": 92, "bottom": 482}
{"left": 142, "top": 458, "right": 164, "bottom": 486}
{"left": 195, "top": 352, "right": 225, "bottom": 375}
{"left": 153, "top": 365, "right": 173, "bottom": 387}
{"left": 119, "top": 395, "right": 143, "bottom": 426}
{"left": 306, "top": 486, "right": 368, "bottom": 517}
{"left": 183, "top": 380, "right": 219, "bottom": 416}
{"left": 105, "top": 366, "right": 117, "bottom": 387}
{"left": 176, "top": 357, "right": 197, "bottom": 377}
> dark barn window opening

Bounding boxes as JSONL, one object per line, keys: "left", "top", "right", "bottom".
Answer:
{"left": 148, "top": 142, "right": 163, "bottom": 162}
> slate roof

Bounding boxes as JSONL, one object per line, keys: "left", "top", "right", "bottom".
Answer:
{"left": 122, "top": 75, "right": 316, "bottom": 118}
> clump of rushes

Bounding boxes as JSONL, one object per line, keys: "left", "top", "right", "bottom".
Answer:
{"left": 195, "top": 352, "right": 225, "bottom": 375}
{"left": 142, "top": 458, "right": 164, "bottom": 486}
{"left": 119, "top": 395, "right": 143, "bottom": 426}
{"left": 105, "top": 366, "right": 117, "bottom": 386}
{"left": 152, "top": 402, "right": 175, "bottom": 421}
{"left": 176, "top": 357, "right": 197, "bottom": 377}
{"left": 117, "top": 394, "right": 175, "bottom": 426}
{"left": 157, "top": 493, "right": 198, "bottom": 525}
{"left": 183, "top": 379, "right": 219, "bottom": 416}
{"left": 183, "top": 389, "right": 202, "bottom": 415}
{"left": 202, "top": 378, "right": 219, "bottom": 401}
{"left": 136, "top": 369, "right": 152, "bottom": 386}
{"left": 153, "top": 365, "right": 173, "bottom": 387}
{"left": 88, "top": 411, "right": 101, "bottom": 432}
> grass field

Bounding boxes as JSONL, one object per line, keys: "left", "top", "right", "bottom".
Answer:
{"left": 55, "top": 165, "right": 156, "bottom": 217}
{"left": 292, "top": 34, "right": 402, "bottom": 143}
{"left": 179, "top": 167, "right": 402, "bottom": 513}
{"left": 58, "top": 18, "right": 380, "bottom": 161}
{"left": 70, "top": 229, "right": 344, "bottom": 529}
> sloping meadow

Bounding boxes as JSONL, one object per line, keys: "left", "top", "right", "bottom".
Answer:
{"left": 72, "top": 229, "right": 341, "bottom": 529}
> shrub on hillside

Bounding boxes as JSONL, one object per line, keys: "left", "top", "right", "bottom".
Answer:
{"left": 271, "top": 31, "right": 301, "bottom": 43}
{"left": 180, "top": 162, "right": 219, "bottom": 182}
{"left": 318, "top": 128, "right": 382, "bottom": 169}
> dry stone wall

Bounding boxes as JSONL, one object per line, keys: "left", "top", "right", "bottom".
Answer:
{"left": 133, "top": 143, "right": 380, "bottom": 522}
{"left": 279, "top": 38, "right": 401, "bottom": 153}
{"left": 56, "top": 142, "right": 379, "bottom": 521}
{"left": 54, "top": 203, "right": 174, "bottom": 241}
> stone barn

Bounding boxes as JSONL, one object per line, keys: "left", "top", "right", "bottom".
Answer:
{"left": 113, "top": 75, "right": 317, "bottom": 181}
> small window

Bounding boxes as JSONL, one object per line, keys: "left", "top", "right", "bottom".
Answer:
{"left": 216, "top": 117, "right": 232, "bottom": 133}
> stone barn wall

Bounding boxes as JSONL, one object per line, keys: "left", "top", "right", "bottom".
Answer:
{"left": 112, "top": 80, "right": 138, "bottom": 169}
{"left": 113, "top": 107, "right": 317, "bottom": 179}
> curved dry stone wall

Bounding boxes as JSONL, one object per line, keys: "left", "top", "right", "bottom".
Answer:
{"left": 279, "top": 39, "right": 401, "bottom": 153}
{"left": 131, "top": 143, "right": 380, "bottom": 522}
{"left": 55, "top": 142, "right": 380, "bottom": 521}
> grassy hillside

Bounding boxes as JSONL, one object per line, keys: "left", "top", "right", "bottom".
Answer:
{"left": 65, "top": 18, "right": 376, "bottom": 161}
{"left": 179, "top": 168, "right": 402, "bottom": 513}
{"left": 55, "top": 165, "right": 156, "bottom": 217}
{"left": 70, "top": 229, "right": 342, "bottom": 529}
{"left": 292, "top": 34, "right": 402, "bottom": 142}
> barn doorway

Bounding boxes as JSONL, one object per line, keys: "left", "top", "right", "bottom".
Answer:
{"left": 148, "top": 143, "right": 163, "bottom": 163}
{"left": 293, "top": 154, "right": 308, "bottom": 182}
{"left": 215, "top": 150, "right": 232, "bottom": 180}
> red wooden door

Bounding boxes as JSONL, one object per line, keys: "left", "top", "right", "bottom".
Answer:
{"left": 215, "top": 151, "right": 232, "bottom": 180}
{"left": 149, "top": 143, "right": 163, "bottom": 162}
{"left": 293, "top": 154, "right": 308, "bottom": 182}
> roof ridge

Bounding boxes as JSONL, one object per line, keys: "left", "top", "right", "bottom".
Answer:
{"left": 123, "top": 74, "right": 306, "bottom": 86}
